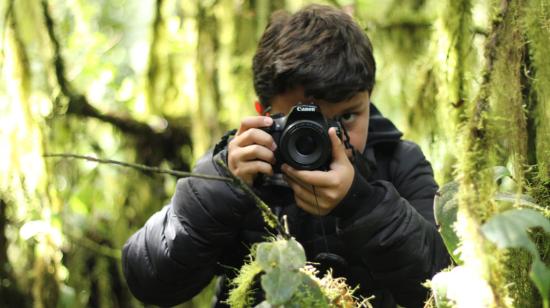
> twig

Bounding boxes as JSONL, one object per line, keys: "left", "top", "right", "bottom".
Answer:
{"left": 215, "top": 159, "right": 290, "bottom": 239}
{"left": 45, "top": 153, "right": 291, "bottom": 238}
{"left": 44, "top": 153, "right": 231, "bottom": 182}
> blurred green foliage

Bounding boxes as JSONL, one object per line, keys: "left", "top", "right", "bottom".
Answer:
{"left": 0, "top": 0, "right": 548, "bottom": 307}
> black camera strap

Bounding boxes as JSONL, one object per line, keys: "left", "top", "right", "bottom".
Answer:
{"left": 312, "top": 185, "right": 329, "bottom": 253}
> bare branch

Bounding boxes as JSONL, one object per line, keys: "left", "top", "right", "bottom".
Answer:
{"left": 44, "top": 153, "right": 231, "bottom": 182}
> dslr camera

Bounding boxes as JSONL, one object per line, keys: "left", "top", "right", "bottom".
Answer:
{"left": 262, "top": 103, "right": 343, "bottom": 171}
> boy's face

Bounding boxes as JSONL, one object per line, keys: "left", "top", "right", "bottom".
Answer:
{"left": 270, "top": 87, "right": 370, "bottom": 157}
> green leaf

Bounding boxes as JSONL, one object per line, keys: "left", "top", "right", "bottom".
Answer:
{"left": 434, "top": 182, "right": 459, "bottom": 227}
{"left": 493, "top": 166, "right": 512, "bottom": 183}
{"left": 433, "top": 181, "right": 461, "bottom": 263}
{"left": 530, "top": 259, "right": 550, "bottom": 308}
{"left": 481, "top": 208, "right": 550, "bottom": 306}
{"left": 481, "top": 208, "right": 550, "bottom": 255}
{"left": 261, "top": 268, "right": 301, "bottom": 305}
{"left": 282, "top": 238, "right": 306, "bottom": 270}
{"left": 256, "top": 238, "right": 306, "bottom": 273}
{"left": 494, "top": 192, "right": 548, "bottom": 213}
{"left": 282, "top": 272, "right": 329, "bottom": 308}
{"left": 256, "top": 242, "right": 275, "bottom": 272}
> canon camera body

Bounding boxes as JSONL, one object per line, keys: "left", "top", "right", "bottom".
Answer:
{"left": 262, "top": 104, "right": 342, "bottom": 171}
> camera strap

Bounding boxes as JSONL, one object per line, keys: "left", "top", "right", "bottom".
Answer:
{"left": 312, "top": 185, "right": 329, "bottom": 253}
{"left": 335, "top": 116, "right": 354, "bottom": 152}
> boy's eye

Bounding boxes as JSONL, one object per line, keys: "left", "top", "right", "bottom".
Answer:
{"left": 340, "top": 113, "right": 356, "bottom": 123}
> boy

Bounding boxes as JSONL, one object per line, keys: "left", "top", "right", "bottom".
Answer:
{"left": 122, "top": 4, "right": 450, "bottom": 307}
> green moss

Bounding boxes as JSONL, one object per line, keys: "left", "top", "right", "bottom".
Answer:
{"left": 502, "top": 248, "right": 538, "bottom": 308}
{"left": 226, "top": 256, "right": 263, "bottom": 308}
{"left": 529, "top": 177, "right": 550, "bottom": 213}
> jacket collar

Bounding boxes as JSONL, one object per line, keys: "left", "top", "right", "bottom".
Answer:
{"left": 366, "top": 103, "right": 403, "bottom": 147}
{"left": 357, "top": 103, "right": 402, "bottom": 178}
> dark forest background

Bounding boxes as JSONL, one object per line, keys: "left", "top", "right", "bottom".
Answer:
{"left": 1, "top": 0, "right": 549, "bottom": 307}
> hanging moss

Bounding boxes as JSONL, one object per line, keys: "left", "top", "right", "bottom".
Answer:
{"left": 524, "top": 0, "right": 550, "bottom": 176}
{"left": 146, "top": 0, "right": 168, "bottom": 114}
{"left": 402, "top": 0, "right": 479, "bottom": 183}
{"left": 442, "top": 0, "right": 473, "bottom": 116}
{"left": 489, "top": 0, "right": 528, "bottom": 187}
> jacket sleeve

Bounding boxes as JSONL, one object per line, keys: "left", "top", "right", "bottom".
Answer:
{"left": 332, "top": 141, "right": 451, "bottom": 307}
{"left": 121, "top": 150, "right": 253, "bottom": 306}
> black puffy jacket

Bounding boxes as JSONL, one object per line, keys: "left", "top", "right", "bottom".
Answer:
{"left": 122, "top": 104, "right": 451, "bottom": 307}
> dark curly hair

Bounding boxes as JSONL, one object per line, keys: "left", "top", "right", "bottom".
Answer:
{"left": 252, "top": 4, "right": 376, "bottom": 106}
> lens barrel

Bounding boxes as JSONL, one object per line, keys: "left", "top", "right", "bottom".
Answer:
{"left": 279, "top": 120, "right": 331, "bottom": 170}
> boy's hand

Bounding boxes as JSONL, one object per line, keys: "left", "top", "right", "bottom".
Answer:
{"left": 282, "top": 128, "right": 354, "bottom": 216}
{"left": 228, "top": 116, "right": 277, "bottom": 186}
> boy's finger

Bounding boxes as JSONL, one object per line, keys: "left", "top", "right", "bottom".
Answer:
{"left": 282, "top": 164, "right": 336, "bottom": 187}
{"left": 239, "top": 161, "right": 274, "bottom": 177}
{"left": 237, "top": 116, "right": 273, "bottom": 135}
{"left": 240, "top": 144, "right": 276, "bottom": 164}
{"left": 234, "top": 128, "right": 277, "bottom": 150}
{"left": 284, "top": 174, "right": 313, "bottom": 194}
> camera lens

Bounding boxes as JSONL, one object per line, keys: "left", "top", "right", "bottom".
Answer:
{"left": 296, "top": 135, "right": 317, "bottom": 155}
{"left": 280, "top": 120, "right": 330, "bottom": 170}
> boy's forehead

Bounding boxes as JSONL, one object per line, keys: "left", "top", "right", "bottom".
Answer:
{"left": 270, "top": 87, "right": 369, "bottom": 116}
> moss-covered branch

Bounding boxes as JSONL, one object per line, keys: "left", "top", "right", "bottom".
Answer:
{"left": 216, "top": 159, "right": 290, "bottom": 239}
